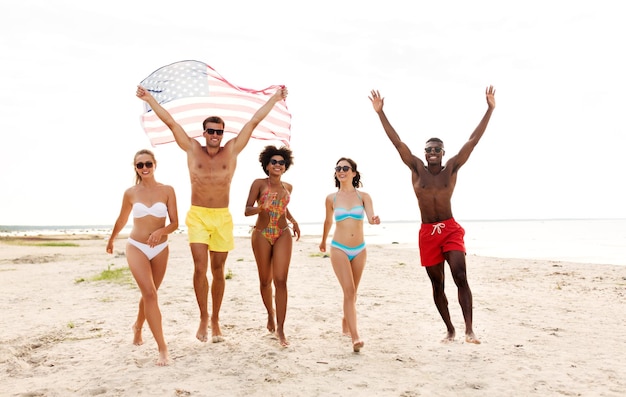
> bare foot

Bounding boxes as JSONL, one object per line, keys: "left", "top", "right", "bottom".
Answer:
{"left": 267, "top": 316, "right": 276, "bottom": 333}
{"left": 211, "top": 319, "right": 224, "bottom": 343}
{"left": 132, "top": 324, "right": 144, "bottom": 346}
{"left": 342, "top": 318, "right": 351, "bottom": 337}
{"left": 196, "top": 319, "right": 209, "bottom": 342}
{"left": 156, "top": 349, "right": 169, "bottom": 366}
{"left": 441, "top": 330, "right": 456, "bottom": 344}
{"left": 276, "top": 329, "right": 289, "bottom": 347}
{"left": 352, "top": 340, "right": 364, "bottom": 353}
{"left": 465, "top": 332, "right": 481, "bottom": 344}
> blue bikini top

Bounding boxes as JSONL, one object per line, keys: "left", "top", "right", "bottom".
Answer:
{"left": 333, "top": 191, "right": 364, "bottom": 222}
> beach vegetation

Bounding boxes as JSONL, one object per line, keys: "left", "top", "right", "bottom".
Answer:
{"left": 89, "top": 264, "right": 133, "bottom": 285}
{"left": 225, "top": 268, "right": 234, "bottom": 280}
{"left": 0, "top": 237, "right": 79, "bottom": 247}
{"left": 34, "top": 241, "right": 80, "bottom": 247}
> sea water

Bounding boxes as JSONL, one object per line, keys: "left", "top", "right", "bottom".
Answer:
{"left": 2, "top": 219, "right": 624, "bottom": 266}
{"left": 358, "top": 219, "right": 626, "bottom": 266}
{"left": 250, "top": 219, "right": 626, "bottom": 266}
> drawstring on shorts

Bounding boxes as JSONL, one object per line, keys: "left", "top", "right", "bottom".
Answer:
{"left": 431, "top": 223, "right": 446, "bottom": 235}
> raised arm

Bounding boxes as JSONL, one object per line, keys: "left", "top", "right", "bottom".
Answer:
{"left": 231, "top": 87, "right": 289, "bottom": 155}
{"left": 136, "top": 86, "right": 195, "bottom": 152}
{"left": 369, "top": 90, "right": 422, "bottom": 171}
{"left": 448, "top": 85, "right": 496, "bottom": 171}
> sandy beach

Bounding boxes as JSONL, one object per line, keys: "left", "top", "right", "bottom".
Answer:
{"left": 1, "top": 233, "right": 625, "bottom": 396}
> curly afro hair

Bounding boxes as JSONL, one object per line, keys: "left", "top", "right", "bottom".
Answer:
{"left": 259, "top": 145, "right": 294, "bottom": 175}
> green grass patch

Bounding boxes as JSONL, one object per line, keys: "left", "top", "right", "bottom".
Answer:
{"left": 85, "top": 264, "right": 133, "bottom": 285}
{"left": 0, "top": 239, "right": 79, "bottom": 247}
{"left": 32, "top": 242, "right": 80, "bottom": 247}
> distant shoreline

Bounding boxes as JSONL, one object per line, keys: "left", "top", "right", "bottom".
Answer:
{"left": 2, "top": 217, "right": 624, "bottom": 232}
{"left": 2, "top": 219, "right": 625, "bottom": 267}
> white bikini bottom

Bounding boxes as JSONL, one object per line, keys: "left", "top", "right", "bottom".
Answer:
{"left": 127, "top": 238, "right": 168, "bottom": 260}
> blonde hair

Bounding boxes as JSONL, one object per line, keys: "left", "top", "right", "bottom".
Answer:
{"left": 133, "top": 149, "right": 156, "bottom": 185}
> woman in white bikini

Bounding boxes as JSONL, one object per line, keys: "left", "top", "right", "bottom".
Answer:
{"left": 107, "top": 149, "right": 178, "bottom": 366}
{"left": 319, "top": 157, "right": 380, "bottom": 352}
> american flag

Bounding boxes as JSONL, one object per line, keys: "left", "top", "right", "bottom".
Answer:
{"left": 139, "top": 60, "right": 291, "bottom": 147}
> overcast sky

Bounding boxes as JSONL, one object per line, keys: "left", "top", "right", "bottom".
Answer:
{"left": 1, "top": 0, "right": 624, "bottom": 226}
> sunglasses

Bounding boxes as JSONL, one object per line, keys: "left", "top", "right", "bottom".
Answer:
{"left": 335, "top": 165, "right": 352, "bottom": 172}
{"left": 270, "top": 159, "right": 286, "bottom": 165}
{"left": 424, "top": 147, "right": 443, "bottom": 153}
{"left": 205, "top": 128, "right": 224, "bottom": 136}
{"left": 136, "top": 161, "right": 154, "bottom": 169}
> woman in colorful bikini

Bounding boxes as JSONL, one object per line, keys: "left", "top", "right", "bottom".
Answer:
{"left": 245, "top": 145, "right": 300, "bottom": 347}
{"left": 319, "top": 157, "right": 380, "bottom": 352}
{"left": 106, "top": 149, "right": 178, "bottom": 366}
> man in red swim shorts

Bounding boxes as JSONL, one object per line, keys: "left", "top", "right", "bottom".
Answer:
{"left": 370, "top": 86, "right": 496, "bottom": 344}
{"left": 419, "top": 218, "right": 466, "bottom": 267}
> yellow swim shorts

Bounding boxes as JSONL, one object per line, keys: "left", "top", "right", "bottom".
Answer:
{"left": 185, "top": 206, "right": 234, "bottom": 252}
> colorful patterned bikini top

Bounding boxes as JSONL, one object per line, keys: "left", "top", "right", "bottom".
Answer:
{"left": 132, "top": 202, "right": 167, "bottom": 218}
{"left": 333, "top": 191, "right": 364, "bottom": 222}
{"left": 258, "top": 179, "right": 290, "bottom": 222}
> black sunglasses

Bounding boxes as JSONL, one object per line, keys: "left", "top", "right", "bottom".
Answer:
{"left": 270, "top": 159, "right": 286, "bottom": 165}
{"left": 335, "top": 165, "right": 352, "bottom": 172}
{"left": 424, "top": 147, "right": 443, "bottom": 153}
{"left": 136, "top": 161, "right": 154, "bottom": 169}
{"left": 205, "top": 128, "right": 224, "bottom": 136}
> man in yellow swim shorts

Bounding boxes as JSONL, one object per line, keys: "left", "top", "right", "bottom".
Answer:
{"left": 137, "top": 85, "right": 288, "bottom": 343}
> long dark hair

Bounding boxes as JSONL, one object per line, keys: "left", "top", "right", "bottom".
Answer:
{"left": 334, "top": 157, "right": 362, "bottom": 188}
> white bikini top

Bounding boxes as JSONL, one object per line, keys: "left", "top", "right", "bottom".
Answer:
{"left": 132, "top": 202, "right": 167, "bottom": 218}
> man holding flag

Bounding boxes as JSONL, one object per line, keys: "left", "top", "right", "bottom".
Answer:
{"left": 136, "top": 84, "right": 288, "bottom": 343}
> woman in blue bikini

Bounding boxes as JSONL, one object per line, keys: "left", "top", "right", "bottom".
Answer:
{"left": 107, "top": 149, "right": 179, "bottom": 366}
{"left": 320, "top": 157, "right": 380, "bottom": 352}
{"left": 245, "top": 145, "right": 300, "bottom": 347}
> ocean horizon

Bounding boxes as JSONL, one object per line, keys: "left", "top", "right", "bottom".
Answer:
{"left": 2, "top": 218, "right": 625, "bottom": 267}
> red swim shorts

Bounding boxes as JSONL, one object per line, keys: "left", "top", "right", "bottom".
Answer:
{"left": 418, "top": 218, "right": 466, "bottom": 267}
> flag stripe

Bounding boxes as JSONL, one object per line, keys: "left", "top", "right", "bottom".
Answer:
{"left": 141, "top": 113, "right": 291, "bottom": 141}
{"left": 141, "top": 99, "right": 291, "bottom": 125}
